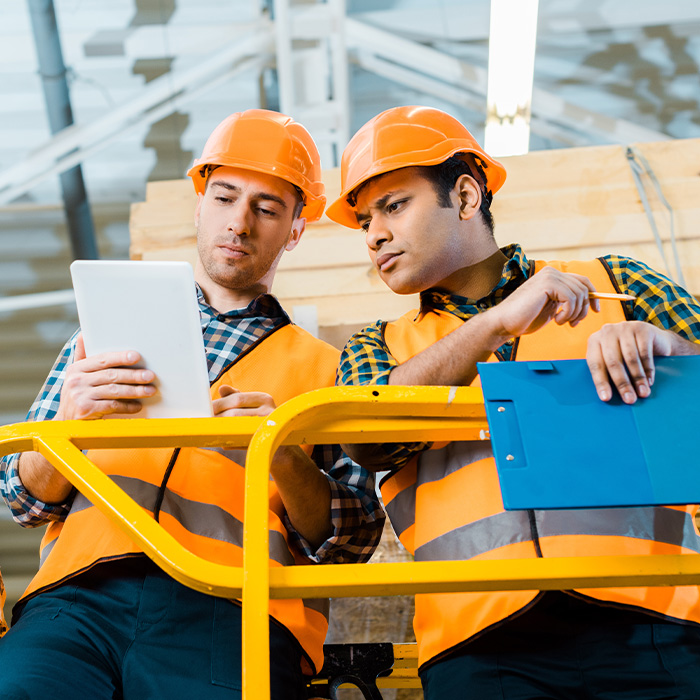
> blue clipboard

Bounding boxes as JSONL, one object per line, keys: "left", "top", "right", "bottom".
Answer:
{"left": 477, "top": 356, "right": 700, "bottom": 510}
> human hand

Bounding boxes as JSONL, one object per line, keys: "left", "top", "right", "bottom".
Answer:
{"left": 55, "top": 334, "right": 156, "bottom": 420}
{"left": 586, "top": 321, "right": 680, "bottom": 404}
{"left": 213, "top": 385, "right": 277, "bottom": 417}
{"left": 487, "top": 267, "right": 600, "bottom": 341}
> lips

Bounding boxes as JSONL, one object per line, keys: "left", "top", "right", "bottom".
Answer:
{"left": 376, "top": 251, "right": 401, "bottom": 272}
{"left": 218, "top": 244, "right": 250, "bottom": 259}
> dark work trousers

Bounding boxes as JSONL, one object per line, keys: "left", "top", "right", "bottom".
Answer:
{"left": 420, "top": 591, "right": 700, "bottom": 700}
{"left": 0, "top": 557, "right": 307, "bottom": 700}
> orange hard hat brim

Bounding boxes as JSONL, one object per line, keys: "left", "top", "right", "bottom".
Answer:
{"left": 326, "top": 147, "right": 506, "bottom": 229}
{"left": 187, "top": 159, "right": 325, "bottom": 223}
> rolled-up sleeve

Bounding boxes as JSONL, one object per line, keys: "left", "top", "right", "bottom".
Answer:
{"left": 0, "top": 453, "right": 73, "bottom": 527}
{"left": 286, "top": 444, "right": 385, "bottom": 564}
{"left": 0, "top": 332, "right": 78, "bottom": 527}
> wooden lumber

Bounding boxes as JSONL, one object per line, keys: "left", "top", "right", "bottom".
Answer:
{"left": 129, "top": 138, "right": 700, "bottom": 348}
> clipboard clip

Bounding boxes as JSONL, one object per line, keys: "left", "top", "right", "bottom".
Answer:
{"left": 527, "top": 361, "right": 554, "bottom": 372}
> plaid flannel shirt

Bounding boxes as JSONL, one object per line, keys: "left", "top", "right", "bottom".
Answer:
{"left": 337, "top": 244, "right": 700, "bottom": 471}
{"left": 0, "top": 289, "right": 384, "bottom": 565}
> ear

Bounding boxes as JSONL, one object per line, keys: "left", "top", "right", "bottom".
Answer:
{"left": 455, "top": 174, "right": 482, "bottom": 222}
{"left": 285, "top": 216, "right": 306, "bottom": 252}
{"left": 194, "top": 193, "right": 204, "bottom": 227}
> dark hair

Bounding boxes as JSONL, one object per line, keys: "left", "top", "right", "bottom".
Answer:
{"left": 417, "top": 155, "right": 495, "bottom": 233}
{"left": 201, "top": 164, "right": 305, "bottom": 218}
{"left": 345, "top": 154, "right": 496, "bottom": 234}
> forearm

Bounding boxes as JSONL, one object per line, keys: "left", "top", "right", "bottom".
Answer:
{"left": 668, "top": 332, "right": 700, "bottom": 355}
{"left": 18, "top": 450, "right": 74, "bottom": 505}
{"left": 341, "top": 439, "right": 426, "bottom": 473}
{"left": 271, "top": 445, "right": 332, "bottom": 549}
{"left": 342, "top": 442, "right": 396, "bottom": 471}
{"left": 1, "top": 452, "right": 73, "bottom": 526}
{"left": 289, "top": 447, "right": 385, "bottom": 564}
{"left": 388, "top": 309, "right": 510, "bottom": 386}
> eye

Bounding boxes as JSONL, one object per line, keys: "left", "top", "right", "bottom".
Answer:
{"left": 360, "top": 219, "right": 371, "bottom": 232}
{"left": 257, "top": 206, "right": 278, "bottom": 217}
{"left": 215, "top": 196, "right": 231, "bottom": 203}
{"left": 386, "top": 199, "right": 406, "bottom": 213}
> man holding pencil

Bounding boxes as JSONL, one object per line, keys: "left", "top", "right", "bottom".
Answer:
{"left": 329, "top": 105, "right": 700, "bottom": 699}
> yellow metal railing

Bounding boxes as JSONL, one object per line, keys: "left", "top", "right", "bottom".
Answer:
{"left": 3, "top": 385, "right": 700, "bottom": 700}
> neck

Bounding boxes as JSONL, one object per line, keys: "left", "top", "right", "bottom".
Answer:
{"left": 194, "top": 264, "right": 271, "bottom": 313}
{"left": 438, "top": 247, "right": 508, "bottom": 300}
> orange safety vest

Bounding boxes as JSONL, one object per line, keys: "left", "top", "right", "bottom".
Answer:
{"left": 381, "top": 259, "right": 700, "bottom": 669}
{"left": 21, "top": 322, "right": 340, "bottom": 674}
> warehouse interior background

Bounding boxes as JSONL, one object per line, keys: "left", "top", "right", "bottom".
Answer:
{"left": 2, "top": 0, "right": 700, "bottom": 659}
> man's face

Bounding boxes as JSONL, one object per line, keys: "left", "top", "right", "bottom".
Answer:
{"left": 194, "top": 166, "right": 304, "bottom": 297}
{"left": 354, "top": 167, "right": 473, "bottom": 295}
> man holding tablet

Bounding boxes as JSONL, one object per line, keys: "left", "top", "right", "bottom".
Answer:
{"left": 0, "top": 109, "right": 384, "bottom": 699}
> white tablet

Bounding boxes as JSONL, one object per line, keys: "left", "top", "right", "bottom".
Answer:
{"left": 70, "top": 260, "right": 213, "bottom": 419}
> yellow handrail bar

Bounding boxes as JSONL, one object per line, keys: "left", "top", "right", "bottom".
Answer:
{"left": 2, "top": 386, "right": 700, "bottom": 700}
{"left": 242, "top": 385, "right": 700, "bottom": 700}
{"left": 0, "top": 416, "right": 263, "bottom": 597}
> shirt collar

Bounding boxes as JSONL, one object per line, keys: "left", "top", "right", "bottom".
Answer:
{"left": 417, "top": 243, "right": 534, "bottom": 320}
{"left": 195, "top": 284, "right": 290, "bottom": 323}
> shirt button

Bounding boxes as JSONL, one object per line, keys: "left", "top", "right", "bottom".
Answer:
{"left": 478, "top": 302, "right": 488, "bottom": 310}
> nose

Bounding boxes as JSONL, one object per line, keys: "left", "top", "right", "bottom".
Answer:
{"left": 365, "top": 217, "right": 391, "bottom": 251}
{"left": 226, "top": 202, "right": 251, "bottom": 236}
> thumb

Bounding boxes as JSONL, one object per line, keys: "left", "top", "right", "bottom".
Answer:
{"left": 74, "top": 333, "right": 87, "bottom": 362}
{"left": 218, "top": 385, "right": 239, "bottom": 398}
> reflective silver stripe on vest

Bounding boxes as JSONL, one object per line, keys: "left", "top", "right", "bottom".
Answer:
{"left": 203, "top": 447, "right": 275, "bottom": 480}
{"left": 39, "top": 537, "right": 58, "bottom": 567}
{"left": 415, "top": 506, "right": 700, "bottom": 562}
{"left": 384, "top": 484, "right": 415, "bottom": 540}
{"left": 417, "top": 441, "right": 494, "bottom": 487}
{"left": 203, "top": 446, "right": 248, "bottom": 466}
{"left": 415, "top": 510, "right": 535, "bottom": 561}
{"left": 44, "top": 475, "right": 296, "bottom": 567}
{"left": 535, "top": 507, "right": 700, "bottom": 553}
{"left": 385, "top": 441, "right": 494, "bottom": 539}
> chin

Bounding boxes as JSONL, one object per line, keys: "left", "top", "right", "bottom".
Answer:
{"left": 385, "top": 278, "right": 423, "bottom": 296}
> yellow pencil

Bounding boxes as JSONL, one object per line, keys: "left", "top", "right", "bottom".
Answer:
{"left": 589, "top": 292, "right": 635, "bottom": 301}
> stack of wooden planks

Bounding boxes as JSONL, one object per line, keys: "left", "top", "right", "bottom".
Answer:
{"left": 130, "top": 138, "right": 700, "bottom": 348}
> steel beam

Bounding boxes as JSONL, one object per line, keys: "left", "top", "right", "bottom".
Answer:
{"left": 28, "top": 0, "right": 98, "bottom": 259}
{"left": 0, "top": 25, "right": 274, "bottom": 207}
{"left": 345, "top": 18, "right": 669, "bottom": 146}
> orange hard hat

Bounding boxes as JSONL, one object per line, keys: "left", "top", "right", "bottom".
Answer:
{"left": 187, "top": 109, "right": 326, "bottom": 222}
{"left": 326, "top": 105, "right": 507, "bottom": 229}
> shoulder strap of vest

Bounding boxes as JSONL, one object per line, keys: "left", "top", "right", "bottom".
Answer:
{"left": 212, "top": 324, "right": 339, "bottom": 405}
{"left": 384, "top": 308, "right": 463, "bottom": 365}
{"left": 515, "top": 258, "right": 627, "bottom": 361}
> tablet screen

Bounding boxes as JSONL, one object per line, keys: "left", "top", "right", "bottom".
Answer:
{"left": 70, "top": 260, "right": 213, "bottom": 419}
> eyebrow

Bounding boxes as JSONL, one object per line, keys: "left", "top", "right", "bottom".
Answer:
{"left": 209, "top": 181, "right": 289, "bottom": 209}
{"left": 355, "top": 190, "right": 400, "bottom": 223}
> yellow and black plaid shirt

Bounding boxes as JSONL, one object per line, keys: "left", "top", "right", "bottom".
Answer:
{"left": 337, "top": 244, "right": 700, "bottom": 469}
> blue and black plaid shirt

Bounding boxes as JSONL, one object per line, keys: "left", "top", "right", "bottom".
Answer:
{"left": 0, "top": 288, "right": 384, "bottom": 564}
